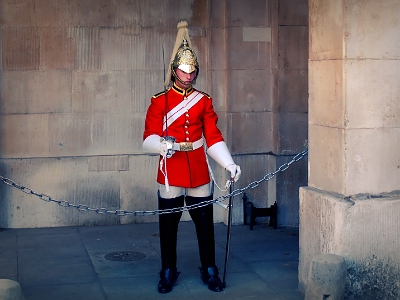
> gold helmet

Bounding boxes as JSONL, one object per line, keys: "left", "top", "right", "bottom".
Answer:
{"left": 172, "top": 39, "right": 199, "bottom": 73}
{"left": 165, "top": 21, "right": 199, "bottom": 87}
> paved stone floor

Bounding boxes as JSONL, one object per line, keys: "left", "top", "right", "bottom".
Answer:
{"left": 0, "top": 221, "right": 304, "bottom": 300}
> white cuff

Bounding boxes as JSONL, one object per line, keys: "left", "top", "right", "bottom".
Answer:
{"left": 143, "top": 134, "right": 161, "bottom": 155}
{"left": 207, "top": 141, "right": 234, "bottom": 169}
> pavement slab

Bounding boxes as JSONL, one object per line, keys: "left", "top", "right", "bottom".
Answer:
{"left": 0, "top": 222, "right": 304, "bottom": 300}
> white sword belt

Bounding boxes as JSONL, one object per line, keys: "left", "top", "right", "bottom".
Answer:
{"left": 172, "top": 138, "right": 204, "bottom": 152}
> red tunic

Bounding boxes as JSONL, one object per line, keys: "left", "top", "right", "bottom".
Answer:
{"left": 143, "top": 83, "right": 224, "bottom": 188}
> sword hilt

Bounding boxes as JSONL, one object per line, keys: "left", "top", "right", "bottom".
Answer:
{"left": 160, "top": 136, "right": 176, "bottom": 158}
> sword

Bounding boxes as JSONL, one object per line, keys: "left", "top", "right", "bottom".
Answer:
{"left": 162, "top": 45, "right": 168, "bottom": 137}
{"left": 162, "top": 44, "right": 175, "bottom": 158}
{"left": 222, "top": 176, "right": 235, "bottom": 288}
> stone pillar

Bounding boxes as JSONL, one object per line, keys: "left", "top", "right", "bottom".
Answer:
{"left": 300, "top": 0, "right": 400, "bottom": 299}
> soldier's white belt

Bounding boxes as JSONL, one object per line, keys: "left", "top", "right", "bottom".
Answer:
{"left": 172, "top": 138, "right": 204, "bottom": 151}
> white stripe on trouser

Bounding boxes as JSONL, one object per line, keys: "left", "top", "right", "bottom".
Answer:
{"left": 158, "top": 182, "right": 213, "bottom": 199}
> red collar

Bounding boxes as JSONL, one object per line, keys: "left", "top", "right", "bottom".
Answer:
{"left": 172, "top": 83, "right": 194, "bottom": 96}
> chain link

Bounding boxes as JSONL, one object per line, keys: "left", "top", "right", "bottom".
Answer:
{"left": 0, "top": 148, "right": 308, "bottom": 216}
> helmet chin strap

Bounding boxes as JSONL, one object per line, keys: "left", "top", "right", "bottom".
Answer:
{"left": 172, "top": 68, "right": 197, "bottom": 87}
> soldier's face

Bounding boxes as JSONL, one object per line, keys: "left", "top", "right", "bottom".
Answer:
{"left": 175, "top": 68, "right": 196, "bottom": 89}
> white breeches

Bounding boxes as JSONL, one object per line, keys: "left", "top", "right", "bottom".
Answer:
{"left": 158, "top": 182, "right": 213, "bottom": 199}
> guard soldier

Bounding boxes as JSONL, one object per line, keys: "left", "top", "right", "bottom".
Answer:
{"left": 143, "top": 21, "right": 241, "bottom": 293}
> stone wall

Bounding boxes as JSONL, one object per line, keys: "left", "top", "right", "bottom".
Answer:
{"left": 0, "top": 0, "right": 308, "bottom": 228}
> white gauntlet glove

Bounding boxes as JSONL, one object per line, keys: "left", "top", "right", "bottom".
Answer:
{"left": 159, "top": 139, "right": 169, "bottom": 156}
{"left": 143, "top": 134, "right": 161, "bottom": 155}
{"left": 143, "top": 134, "right": 176, "bottom": 158}
{"left": 207, "top": 141, "right": 242, "bottom": 182}
{"left": 225, "top": 164, "right": 242, "bottom": 182}
{"left": 159, "top": 136, "right": 176, "bottom": 158}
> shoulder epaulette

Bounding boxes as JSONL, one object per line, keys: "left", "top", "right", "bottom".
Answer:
{"left": 199, "top": 91, "right": 211, "bottom": 99}
{"left": 152, "top": 91, "right": 166, "bottom": 99}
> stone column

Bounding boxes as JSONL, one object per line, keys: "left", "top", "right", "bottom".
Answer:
{"left": 299, "top": 0, "right": 400, "bottom": 298}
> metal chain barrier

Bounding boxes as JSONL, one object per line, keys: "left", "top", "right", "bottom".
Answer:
{"left": 0, "top": 148, "right": 308, "bottom": 216}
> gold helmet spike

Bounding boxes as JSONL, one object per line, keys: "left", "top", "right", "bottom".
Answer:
{"left": 165, "top": 21, "right": 199, "bottom": 87}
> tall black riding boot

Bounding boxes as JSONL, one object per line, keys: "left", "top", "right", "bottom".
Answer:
{"left": 186, "top": 195, "right": 224, "bottom": 292}
{"left": 157, "top": 194, "right": 184, "bottom": 293}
